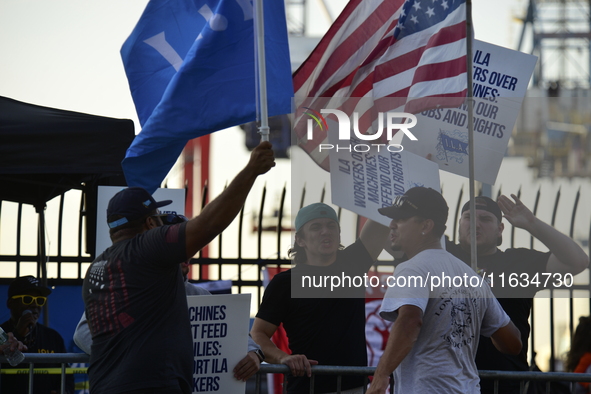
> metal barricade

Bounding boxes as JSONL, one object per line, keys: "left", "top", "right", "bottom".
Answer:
{"left": 257, "top": 364, "right": 378, "bottom": 394}
{"left": 257, "top": 365, "right": 591, "bottom": 394}
{"left": 479, "top": 370, "right": 591, "bottom": 394}
{"left": 0, "top": 353, "right": 89, "bottom": 394}
{"left": 3, "top": 354, "right": 591, "bottom": 394}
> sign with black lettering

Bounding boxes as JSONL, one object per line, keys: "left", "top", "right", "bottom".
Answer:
{"left": 187, "top": 294, "right": 251, "bottom": 393}
{"left": 403, "top": 40, "right": 537, "bottom": 184}
{"left": 328, "top": 142, "right": 440, "bottom": 226}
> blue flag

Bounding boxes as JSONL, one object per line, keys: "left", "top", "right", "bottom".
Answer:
{"left": 121, "top": 0, "right": 293, "bottom": 193}
{"left": 121, "top": 0, "right": 210, "bottom": 127}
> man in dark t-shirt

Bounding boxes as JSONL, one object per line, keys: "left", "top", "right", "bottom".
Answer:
{"left": 449, "top": 195, "right": 588, "bottom": 394}
{"left": 251, "top": 203, "right": 388, "bottom": 393}
{"left": 83, "top": 142, "right": 274, "bottom": 394}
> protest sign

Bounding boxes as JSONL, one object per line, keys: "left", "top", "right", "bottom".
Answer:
{"left": 327, "top": 132, "right": 440, "bottom": 226}
{"left": 188, "top": 293, "right": 251, "bottom": 393}
{"left": 96, "top": 186, "right": 185, "bottom": 255}
{"left": 403, "top": 40, "right": 537, "bottom": 184}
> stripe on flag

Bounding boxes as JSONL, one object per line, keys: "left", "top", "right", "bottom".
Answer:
{"left": 293, "top": 0, "right": 468, "bottom": 171}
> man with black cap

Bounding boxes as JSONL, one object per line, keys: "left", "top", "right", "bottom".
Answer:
{"left": 446, "top": 194, "right": 588, "bottom": 393}
{"left": 74, "top": 213, "right": 263, "bottom": 381}
{"left": 251, "top": 202, "right": 389, "bottom": 394}
{"left": 367, "top": 187, "right": 522, "bottom": 394}
{"left": 1, "top": 275, "right": 74, "bottom": 394}
{"left": 83, "top": 142, "right": 274, "bottom": 394}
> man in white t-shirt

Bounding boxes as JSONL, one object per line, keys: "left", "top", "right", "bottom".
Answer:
{"left": 366, "top": 187, "right": 522, "bottom": 394}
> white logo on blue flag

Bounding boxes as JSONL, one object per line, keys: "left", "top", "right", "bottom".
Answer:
{"left": 121, "top": 0, "right": 293, "bottom": 193}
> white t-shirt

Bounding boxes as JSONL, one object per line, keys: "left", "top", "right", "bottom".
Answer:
{"left": 380, "top": 248, "right": 510, "bottom": 394}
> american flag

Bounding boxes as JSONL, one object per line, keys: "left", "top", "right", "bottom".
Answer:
{"left": 293, "top": 0, "right": 468, "bottom": 170}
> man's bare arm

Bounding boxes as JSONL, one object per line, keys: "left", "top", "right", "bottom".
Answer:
{"left": 490, "top": 321, "right": 522, "bottom": 355}
{"left": 366, "top": 305, "right": 423, "bottom": 394}
{"left": 250, "top": 317, "right": 318, "bottom": 377}
{"left": 359, "top": 219, "right": 389, "bottom": 261}
{"left": 497, "top": 194, "right": 588, "bottom": 275}
{"left": 185, "top": 142, "right": 275, "bottom": 257}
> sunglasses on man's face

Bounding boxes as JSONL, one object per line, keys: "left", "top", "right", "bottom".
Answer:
{"left": 11, "top": 295, "right": 47, "bottom": 307}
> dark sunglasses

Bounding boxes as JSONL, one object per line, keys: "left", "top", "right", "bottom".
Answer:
{"left": 11, "top": 295, "right": 47, "bottom": 306}
{"left": 392, "top": 195, "right": 419, "bottom": 211}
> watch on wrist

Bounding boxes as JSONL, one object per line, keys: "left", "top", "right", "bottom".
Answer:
{"left": 253, "top": 348, "right": 265, "bottom": 362}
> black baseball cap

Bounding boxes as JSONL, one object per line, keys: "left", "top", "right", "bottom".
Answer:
{"left": 8, "top": 276, "right": 51, "bottom": 297}
{"left": 461, "top": 196, "right": 503, "bottom": 222}
{"left": 107, "top": 187, "right": 172, "bottom": 229}
{"left": 378, "top": 187, "right": 448, "bottom": 225}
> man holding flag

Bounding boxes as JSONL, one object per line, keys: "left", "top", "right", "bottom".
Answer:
{"left": 83, "top": 141, "right": 275, "bottom": 394}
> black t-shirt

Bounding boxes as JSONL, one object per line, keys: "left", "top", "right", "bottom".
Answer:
{"left": 446, "top": 241, "right": 551, "bottom": 394}
{"left": 0, "top": 321, "right": 74, "bottom": 394}
{"left": 256, "top": 239, "right": 373, "bottom": 394}
{"left": 83, "top": 223, "right": 192, "bottom": 394}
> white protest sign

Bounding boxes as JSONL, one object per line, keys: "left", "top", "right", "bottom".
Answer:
{"left": 328, "top": 133, "right": 440, "bottom": 226}
{"left": 188, "top": 294, "right": 251, "bottom": 394}
{"left": 96, "top": 186, "right": 185, "bottom": 256}
{"left": 402, "top": 40, "right": 537, "bottom": 184}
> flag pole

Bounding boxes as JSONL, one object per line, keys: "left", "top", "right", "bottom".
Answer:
{"left": 466, "top": 0, "right": 477, "bottom": 272}
{"left": 254, "top": 0, "right": 270, "bottom": 142}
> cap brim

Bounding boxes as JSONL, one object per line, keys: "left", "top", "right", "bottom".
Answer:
{"left": 37, "top": 287, "right": 52, "bottom": 296}
{"left": 154, "top": 200, "right": 173, "bottom": 209}
{"left": 378, "top": 206, "right": 416, "bottom": 220}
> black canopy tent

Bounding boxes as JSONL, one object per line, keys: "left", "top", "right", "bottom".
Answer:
{"left": 0, "top": 96, "right": 135, "bottom": 296}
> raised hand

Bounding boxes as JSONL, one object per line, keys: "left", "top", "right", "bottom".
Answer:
{"left": 496, "top": 194, "right": 535, "bottom": 231}
{"left": 246, "top": 141, "right": 276, "bottom": 176}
